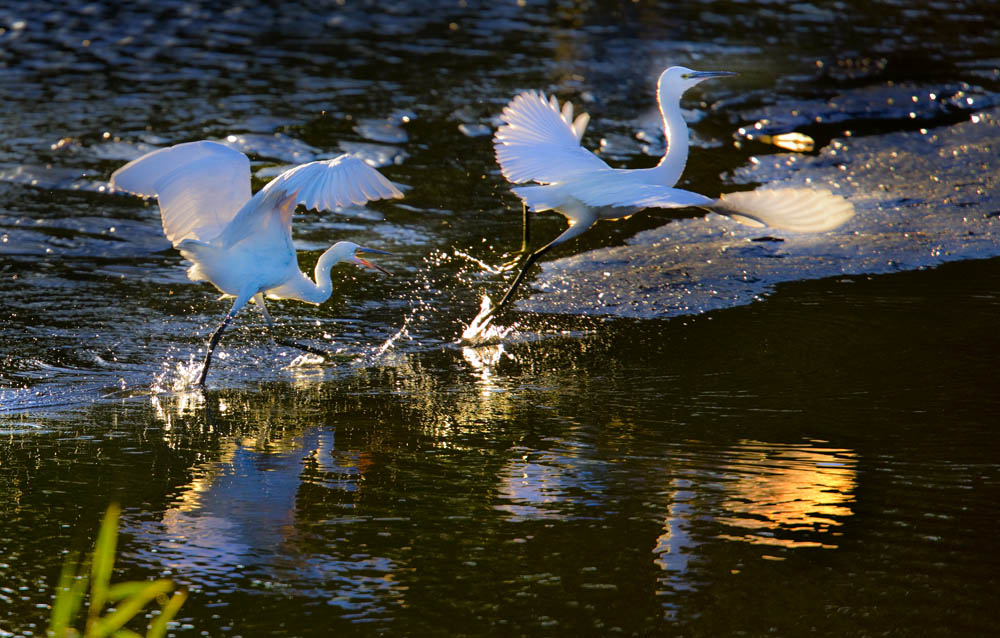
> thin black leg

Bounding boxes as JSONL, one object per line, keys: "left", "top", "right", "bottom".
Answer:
{"left": 196, "top": 314, "right": 233, "bottom": 387}
{"left": 274, "top": 337, "right": 330, "bottom": 357}
{"left": 485, "top": 212, "right": 597, "bottom": 322}
{"left": 484, "top": 242, "right": 555, "bottom": 320}
{"left": 255, "top": 294, "right": 331, "bottom": 358}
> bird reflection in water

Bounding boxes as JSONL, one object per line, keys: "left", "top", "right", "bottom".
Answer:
{"left": 130, "top": 402, "right": 404, "bottom": 617}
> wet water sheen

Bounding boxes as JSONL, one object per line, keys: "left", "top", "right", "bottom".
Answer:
{"left": 2, "top": 1, "right": 999, "bottom": 637}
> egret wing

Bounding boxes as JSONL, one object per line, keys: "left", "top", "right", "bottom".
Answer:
{"left": 711, "top": 188, "right": 855, "bottom": 232}
{"left": 494, "top": 91, "right": 608, "bottom": 184}
{"left": 217, "top": 154, "right": 403, "bottom": 249}
{"left": 111, "top": 141, "right": 251, "bottom": 245}
{"left": 560, "top": 99, "right": 590, "bottom": 142}
{"left": 542, "top": 169, "right": 716, "bottom": 210}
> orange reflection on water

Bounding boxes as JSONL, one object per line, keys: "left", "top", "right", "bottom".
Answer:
{"left": 715, "top": 441, "right": 857, "bottom": 549}
{"left": 654, "top": 439, "right": 858, "bottom": 588}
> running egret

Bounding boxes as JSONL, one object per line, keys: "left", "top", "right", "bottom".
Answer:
{"left": 479, "top": 66, "right": 853, "bottom": 328}
{"left": 111, "top": 140, "right": 402, "bottom": 386}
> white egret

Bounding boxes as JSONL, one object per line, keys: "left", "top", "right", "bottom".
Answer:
{"left": 480, "top": 66, "right": 854, "bottom": 326}
{"left": 111, "top": 140, "right": 403, "bottom": 386}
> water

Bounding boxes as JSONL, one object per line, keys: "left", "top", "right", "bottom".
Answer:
{"left": 2, "top": 1, "right": 999, "bottom": 636}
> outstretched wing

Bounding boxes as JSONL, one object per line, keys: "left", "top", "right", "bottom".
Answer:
{"left": 711, "top": 188, "right": 855, "bottom": 233}
{"left": 216, "top": 154, "right": 404, "bottom": 249}
{"left": 513, "top": 167, "right": 716, "bottom": 213}
{"left": 110, "top": 141, "right": 251, "bottom": 245}
{"left": 494, "top": 91, "right": 608, "bottom": 184}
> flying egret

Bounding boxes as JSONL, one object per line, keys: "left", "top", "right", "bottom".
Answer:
{"left": 111, "top": 140, "right": 403, "bottom": 386}
{"left": 478, "top": 66, "right": 854, "bottom": 329}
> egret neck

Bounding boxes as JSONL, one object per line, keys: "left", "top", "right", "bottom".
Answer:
{"left": 652, "top": 78, "right": 689, "bottom": 187}
{"left": 300, "top": 242, "right": 357, "bottom": 305}
{"left": 651, "top": 69, "right": 737, "bottom": 187}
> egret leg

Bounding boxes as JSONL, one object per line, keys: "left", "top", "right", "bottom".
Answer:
{"left": 500, "top": 204, "right": 532, "bottom": 271}
{"left": 256, "top": 294, "right": 275, "bottom": 329}
{"left": 275, "top": 338, "right": 331, "bottom": 357}
{"left": 196, "top": 314, "right": 234, "bottom": 387}
{"left": 254, "top": 293, "right": 331, "bottom": 358}
{"left": 196, "top": 295, "right": 254, "bottom": 387}
{"left": 255, "top": 293, "right": 277, "bottom": 344}
{"left": 486, "top": 211, "right": 597, "bottom": 320}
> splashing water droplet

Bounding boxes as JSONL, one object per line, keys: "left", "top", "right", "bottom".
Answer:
{"left": 461, "top": 296, "right": 514, "bottom": 344}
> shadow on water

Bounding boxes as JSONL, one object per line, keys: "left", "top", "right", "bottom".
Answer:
{"left": 2, "top": 1, "right": 999, "bottom": 636}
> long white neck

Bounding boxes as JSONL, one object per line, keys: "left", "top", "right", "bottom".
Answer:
{"left": 299, "top": 244, "right": 347, "bottom": 305}
{"left": 651, "top": 87, "right": 689, "bottom": 187}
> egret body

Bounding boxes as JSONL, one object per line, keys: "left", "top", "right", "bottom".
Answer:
{"left": 480, "top": 66, "right": 853, "bottom": 329}
{"left": 112, "top": 141, "right": 402, "bottom": 386}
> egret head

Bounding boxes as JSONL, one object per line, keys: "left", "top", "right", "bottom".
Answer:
{"left": 657, "top": 66, "right": 737, "bottom": 99}
{"left": 326, "top": 241, "right": 392, "bottom": 275}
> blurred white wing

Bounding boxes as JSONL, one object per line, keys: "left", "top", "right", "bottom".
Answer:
{"left": 217, "top": 154, "right": 403, "bottom": 249}
{"left": 110, "top": 141, "right": 251, "bottom": 245}
{"left": 494, "top": 91, "right": 608, "bottom": 184}
{"left": 711, "top": 188, "right": 855, "bottom": 233}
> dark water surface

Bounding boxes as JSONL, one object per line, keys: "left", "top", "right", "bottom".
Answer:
{"left": 2, "top": 1, "right": 999, "bottom": 636}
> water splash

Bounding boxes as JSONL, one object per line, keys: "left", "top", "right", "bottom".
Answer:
{"left": 461, "top": 296, "right": 515, "bottom": 344}
{"left": 369, "top": 312, "right": 414, "bottom": 362}
{"left": 285, "top": 352, "right": 326, "bottom": 368}
{"left": 152, "top": 354, "right": 205, "bottom": 394}
{"left": 452, "top": 248, "right": 514, "bottom": 276}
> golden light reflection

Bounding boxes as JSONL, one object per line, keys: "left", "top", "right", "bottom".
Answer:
{"left": 164, "top": 438, "right": 242, "bottom": 514}
{"left": 150, "top": 389, "right": 204, "bottom": 433}
{"left": 714, "top": 441, "right": 857, "bottom": 549}
{"left": 737, "top": 123, "right": 816, "bottom": 152}
{"left": 653, "top": 440, "right": 858, "bottom": 584}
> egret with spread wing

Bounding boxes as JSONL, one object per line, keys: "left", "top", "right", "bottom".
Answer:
{"left": 111, "top": 140, "right": 403, "bottom": 386}
{"left": 475, "top": 66, "right": 853, "bottom": 333}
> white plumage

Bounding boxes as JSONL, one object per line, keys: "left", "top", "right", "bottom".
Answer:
{"left": 111, "top": 140, "right": 402, "bottom": 386}
{"left": 470, "top": 66, "right": 855, "bottom": 335}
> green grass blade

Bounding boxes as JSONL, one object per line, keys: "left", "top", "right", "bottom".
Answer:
{"left": 47, "top": 551, "right": 86, "bottom": 638}
{"left": 87, "top": 503, "right": 122, "bottom": 630}
{"left": 106, "top": 582, "right": 148, "bottom": 603}
{"left": 91, "top": 580, "right": 174, "bottom": 637}
{"left": 145, "top": 590, "right": 188, "bottom": 638}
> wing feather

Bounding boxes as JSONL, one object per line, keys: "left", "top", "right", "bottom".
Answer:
{"left": 217, "top": 154, "right": 403, "bottom": 249}
{"left": 711, "top": 188, "right": 855, "bottom": 232}
{"left": 110, "top": 141, "right": 251, "bottom": 245}
{"left": 494, "top": 91, "right": 608, "bottom": 184}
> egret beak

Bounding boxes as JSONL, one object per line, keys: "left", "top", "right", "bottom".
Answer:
{"left": 688, "top": 70, "right": 738, "bottom": 80}
{"left": 353, "top": 246, "right": 393, "bottom": 275}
